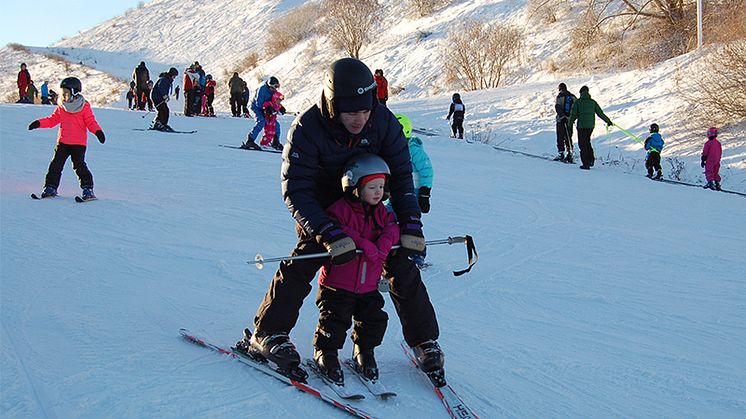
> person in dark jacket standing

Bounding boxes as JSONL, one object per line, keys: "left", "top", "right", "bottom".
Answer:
{"left": 228, "top": 72, "right": 244, "bottom": 117}
{"left": 446, "top": 93, "right": 465, "bottom": 139}
{"left": 235, "top": 58, "right": 445, "bottom": 384}
{"left": 554, "top": 83, "right": 576, "bottom": 163}
{"left": 373, "top": 69, "right": 388, "bottom": 106}
{"left": 150, "top": 68, "right": 178, "bottom": 131}
{"left": 132, "top": 61, "right": 150, "bottom": 110}
{"left": 568, "top": 85, "right": 612, "bottom": 170}
{"left": 644, "top": 123, "right": 664, "bottom": 179}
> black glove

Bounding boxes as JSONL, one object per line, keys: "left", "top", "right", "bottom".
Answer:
{"left": 279, "top": 106, "right": 286, "bottom": 115}
{"left": 316, "top": 222, "right": 356, "bottom": 266}
{"left": 701, "top": 157, "right": 706, "bottom": 168}
{"left": 606, "top": 120, "right": 613, "bottom": 127}
{"left": 418, "top": 187, "right": 431, "bottom": 214}
{"left": 95, "top": 130, "right": 106, "bottom": 144}
{"left": 28, "top": 120, "right": 40, "bottom": 130}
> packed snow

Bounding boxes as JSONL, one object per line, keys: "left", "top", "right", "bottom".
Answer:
{"left": 1, "top": 99, "right": 745, "bottom": 417}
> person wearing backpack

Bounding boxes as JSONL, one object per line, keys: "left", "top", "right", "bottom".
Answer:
{"left": 554, "top": 83, "right": 576, "bottom": 163}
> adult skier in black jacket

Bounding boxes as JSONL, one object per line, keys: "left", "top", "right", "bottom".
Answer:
{"left": 236, "top": 58, "right": 444, "bottom": 381}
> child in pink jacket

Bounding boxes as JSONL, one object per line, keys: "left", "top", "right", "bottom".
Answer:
{"left": 312, "top": 154, "right": 400, "bottom": 386}
{"left": 28, "top": 77, "right": 106, "bottom": 200}
{"left": 260, "top": 90, "right": 286, "bottom": 150}
{"left": 701, "top": 127, "right": 722, "bottom": 190}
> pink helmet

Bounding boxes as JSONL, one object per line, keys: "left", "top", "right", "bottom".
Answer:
{"left": 707, "top": 127, "right": 718, "bottom": 137}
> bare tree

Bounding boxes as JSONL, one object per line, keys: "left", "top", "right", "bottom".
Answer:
{"left": 267, "top": 3, "right": 322, "bottom": 58}
{"left": 442, "top": 20, "right": 523, "bottom": 91}
{"left": 321, "top": 0, "right": 382, "bottom": 59}
{"left": 409, "top": 0, "right": 453, "bottom": 17}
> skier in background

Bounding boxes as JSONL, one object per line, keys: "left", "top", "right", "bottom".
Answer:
{"left": 150, "top": 68, "right": 179, "bottom": 132}
{"left": 554, "top": 83, "right": 576, "bottom": 163}
{"left": 132, "top": 61, "right": 150, "bottom": 110}
{"left": 373, "top": 69, "right": 388, "bottom": 106}
{"left": 26, "top": 80, "right": 39, "bottom": 104}
{"left": 241, "top": 81, "right": 251, "bottom": 117}
{"left": 228, "top": 72, "right": 244, "bottom": 117}
{"left": 27, "top": 77, "right": 106, "bottom": 200}
{"left": 17, "top": 63, "right": 31, "bottom": 103}
{"left": 568, "top": 85, "right": 613, "bottom": 170}
{"left": 644, "top": 123, "right": 664, "bottom": 180}
{"left": 41, "top": 81, "right": 50, "bottom": 104}
{"left": 701, "top": 127, "right": 722, "bottom": 190}
{"left": 241, "top": 76, "right": 280, "bottom": 150}
{"left": 311, "top": 154, "right": 399, "bottom": 385}
{"left": 446, "top": 93, "right": 465, "bottom": 139}
{"left": 204, "top": 74, "right": 216, "bottom": 116}
{"left": 126, "top": 81, "right": 136, "bottom": 110}
{"left": 394, "top": 113, "right": 433, "bottom": 214}
{"left": 260, "top": 90, "right": 286, "bottom": 150}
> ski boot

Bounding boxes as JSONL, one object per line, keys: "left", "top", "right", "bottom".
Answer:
{"left": 240, "top": 134, "right": 261, "bottom": 150}
{"left": 314, "top": 349, "right": 344, "bottom": 385}
{"left": 271, "top": 136, "right": 284, "bottom": 151}
{"left": 653, "top": 171, "right": 663, "bottom": 180}
{"left": 352, "top": 344, "right": 379, "bottom": 382}
{"left": 81, "top": 187, "right": 96, "bottom": 200}
{"left": 565, "top": 153, "right": 574, "bottom": 164}
{"left": 553, "top": 152, "right": 564, "bottom": 162}
{"left": 413, "top": 340, "right": 446, "bottom": 387}
{"left": 715, "top": 181, "right": 722, "bottom": 191}
{"left": 41, "top": 186, "right": 58, "bottom": 198}
{"left": 151, "top": 121, "right": 166, "bottom": 131}
{"left": 704, "top": 181, "right": 716, "bottom": 190}
{"left": 236, "top": 328, "right": 307, "bottom": 381}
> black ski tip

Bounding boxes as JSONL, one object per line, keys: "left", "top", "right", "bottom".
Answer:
{"left": 75, "top": 196, "right": 97, "bottom": 203}
{"left": 31, "top": 193, "right": 40, "bottom": 200}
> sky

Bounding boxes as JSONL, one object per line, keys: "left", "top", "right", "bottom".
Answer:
{"left": 2, "top": 0, "right": 147, "bottom": 47}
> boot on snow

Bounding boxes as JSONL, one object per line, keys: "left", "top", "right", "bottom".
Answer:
{"left": 352, "top": 344, "right": 379, "bottom": 381}
{"left": 41, "top": 186, "right": 58, "bottom": 198}
{"left": 314, "top": 349, "right": 344, "bottom": 385}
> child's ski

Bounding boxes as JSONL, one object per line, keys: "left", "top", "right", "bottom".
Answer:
{"left": 342, "top": 359, "right": 397, "bottom": 399}
{"left": 74, "top": 195, "right": 97, "bottom": 203}
{"left": 132, "top": 128, "right": 196, "bottom": 134}
{"left": 304, "top": 359, "right": 366, "bottom": 400}
{"left": 219, "top": 144, "right": 282, "bottom": 154}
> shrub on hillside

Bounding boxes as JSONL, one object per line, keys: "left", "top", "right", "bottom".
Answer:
{"left": 267, "top": 3, "right": 321, "bottom": 58}
{"left": 441, "top": 20, "right": 523, "bottom": 91}
{"left": 237, "top": 52, "right": 259, "bottom": 73}
{"left": 409, "top": 0, "right": 452, "bottom": 17}
{"left": 320, "top": 0, "right": 382, "bottom": 59}
{"left": 8, "top": 43, "right": 29, "bottom": 52}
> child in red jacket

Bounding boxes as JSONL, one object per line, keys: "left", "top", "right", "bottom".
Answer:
{"left": 312, "top": 154, "right": 400, "bottom": 386}
{"left": 28, "top": 77, "right": 106, "bottom": 200}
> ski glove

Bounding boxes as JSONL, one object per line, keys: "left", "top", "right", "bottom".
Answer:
{"left": 701, "top": 157, "right": 706, "bottom": 168}
{"left": 28, "top": 120, "right": 40, "bottom": 130}
{"left": 399, "top": 215, "right": 426, "bottom": 255}
{"left": 95, "top": 130, "right": 106, "bottom": 144}
{"left": 418, "top": 187, "right": 431, "bottom": 214}
{"left": 317, "top": 222, "right": 357, "bottom": 266}
{"left": 279, "top": 106, "right": 286, "bottom": 115}
{"left": 359, "top": 239, "right": 380, "bottom": 262}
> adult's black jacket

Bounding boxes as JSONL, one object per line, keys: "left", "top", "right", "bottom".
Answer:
{"left": 282, "top": 95, "right": 420, "bottom": 237}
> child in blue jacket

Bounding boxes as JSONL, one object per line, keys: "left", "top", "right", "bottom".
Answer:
{"left": 395, "top": 114, "right": 433, "bottom": 213}
{"left": 644, "top": 123, "right": 664, "bottom": 180}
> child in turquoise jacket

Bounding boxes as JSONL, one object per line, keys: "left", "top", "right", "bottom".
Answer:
{"left": 395, "top": 114, "right": 433, "bottom": 213}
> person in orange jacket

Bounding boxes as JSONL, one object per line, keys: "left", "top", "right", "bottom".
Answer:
{"left": 27, "top": 77, "right": 106, "bottom": 200}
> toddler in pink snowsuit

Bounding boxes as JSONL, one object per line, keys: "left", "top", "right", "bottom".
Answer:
{"left": 701, "top": 127, "right": 722, "bottom": 190}
{"left": 260, "top": 90, "right": 285, "bottom": 147}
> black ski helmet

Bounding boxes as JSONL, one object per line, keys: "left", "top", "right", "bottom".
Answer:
{"left": 60, "top": 77, "right": 82, "bottom": 96}
{"left": 650, "top": 123, "right": 659, "bottom": 133}
{"left": 323, "top": 58, "right": 376, "bottom": 120}
{"left": 558, "top": 83, "right": 567, "bottom": 92}
{"left": 452, "top": 93, "right": 460, "bottom": 101}
{"left": 341, "top": 154, "right": 390, "bottom": 198}
{"left": 168, "top": 67, "right": 179, "bottom": 77}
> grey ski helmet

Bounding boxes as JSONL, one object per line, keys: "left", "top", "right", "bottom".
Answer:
{"left": 323, "top": 58, "right": 376, "bottom": 119}
{"left": 341, "top": 154, "right": 390, "bottom": 194}
{"left": 60, "top": 77, "right": 82, "bottom": 96}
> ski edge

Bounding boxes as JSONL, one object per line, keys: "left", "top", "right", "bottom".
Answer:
{"left": 74, "top": 196, "right": 97, "bottom": 203}
{"left": 400, "top": 341, "right": 480, "bottom": 419}
{"left": 304, "top": 359, "right": 366, "bottom": 400}
{"left": 218, "top": 144, "right": 282, "bottom": 153}
{"left": 178, "top": 329, "right": 376, "bottom": 419}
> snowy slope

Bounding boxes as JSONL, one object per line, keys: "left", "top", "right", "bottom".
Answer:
{"left": 2, "top": 102, "right": 745, "bottom": 418}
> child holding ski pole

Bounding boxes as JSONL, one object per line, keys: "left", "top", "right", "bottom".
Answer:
{"left": 644, "top": 123, "right": 664, "bottom": 180}
{"left": 312, "top": 154, "right": 400, "bottom": 386}
{"left": 701, "top": 127, "right": 722, "bottom": 190}
{"left": 27, "top": 77, "right": 105, "bottom": 201}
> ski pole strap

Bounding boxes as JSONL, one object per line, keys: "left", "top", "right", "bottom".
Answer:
{"left": 452, "top": 235, "right": 478, "bottom": 276}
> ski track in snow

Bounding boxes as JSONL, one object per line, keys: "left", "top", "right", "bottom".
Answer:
{"left": 2, "top": 103, "right": 746, "bottom": 417}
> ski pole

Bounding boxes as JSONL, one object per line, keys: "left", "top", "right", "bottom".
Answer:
{"left": 141, "top": 100, "right": 165, "bottom": 118}
{"left": 252, "top": 235, "right": 477, "bottom": 275}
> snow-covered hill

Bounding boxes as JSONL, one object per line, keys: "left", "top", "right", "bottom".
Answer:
{"left": 2, "top": 102, "right": 745, "bottom": 417}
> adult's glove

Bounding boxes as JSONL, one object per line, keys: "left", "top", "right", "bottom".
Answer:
{"left": 316, "top": 222, "right": 356, "bottom": 266}
{"left": 606, "top": 120, "right": 613, "bottom": 127}
{"left": 701, "top": 157, "right": 706, "bottom": 168}
{"left": 418, "top": 187, "right": 431, "bottom": 214}
{"left": 279, "top": 106, "right": 286, "bottom": 115}
{"left": 28, "top": 120, "right": 40, "bottom": 130}
{"left": 95, "top": 130, "right": 106, "bottom": 144}
{"left": 399, "top": 215, "right": 426, "bottom": 256}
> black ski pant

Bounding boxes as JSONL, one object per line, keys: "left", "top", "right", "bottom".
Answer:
{"left": 556, "top": 119, "right": 573, "bottom": 153}
{"left": 451, "top": 117, "right": 464, "bottom": 139}
{"left": 206, "top": 93, "right": 215, "bottom": 115}
{"left": 230, "top": 92, "right": 242, "bottom": 116}
{"left": 254, "top": 224, "right": 439, "bottom": 347}
{"left": 136, "top": 87, "right": 148, "bottom": 110}
{"left": 155, "top": 101, "right": 169, "bottom": 125}
{"left": 44, "top": 143, "right": 93, "bottom": 190}
{"left": 577, "top": 128, "right": 595, "bottom": 167}
{"left": 314, "top": 286, "right": 388, "bottom": 352}
{"left": 184, "top": 90, "right": 194, "bottom": 116}
{"left": 646, "top": 152, "right": 662, "bottom": 176}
